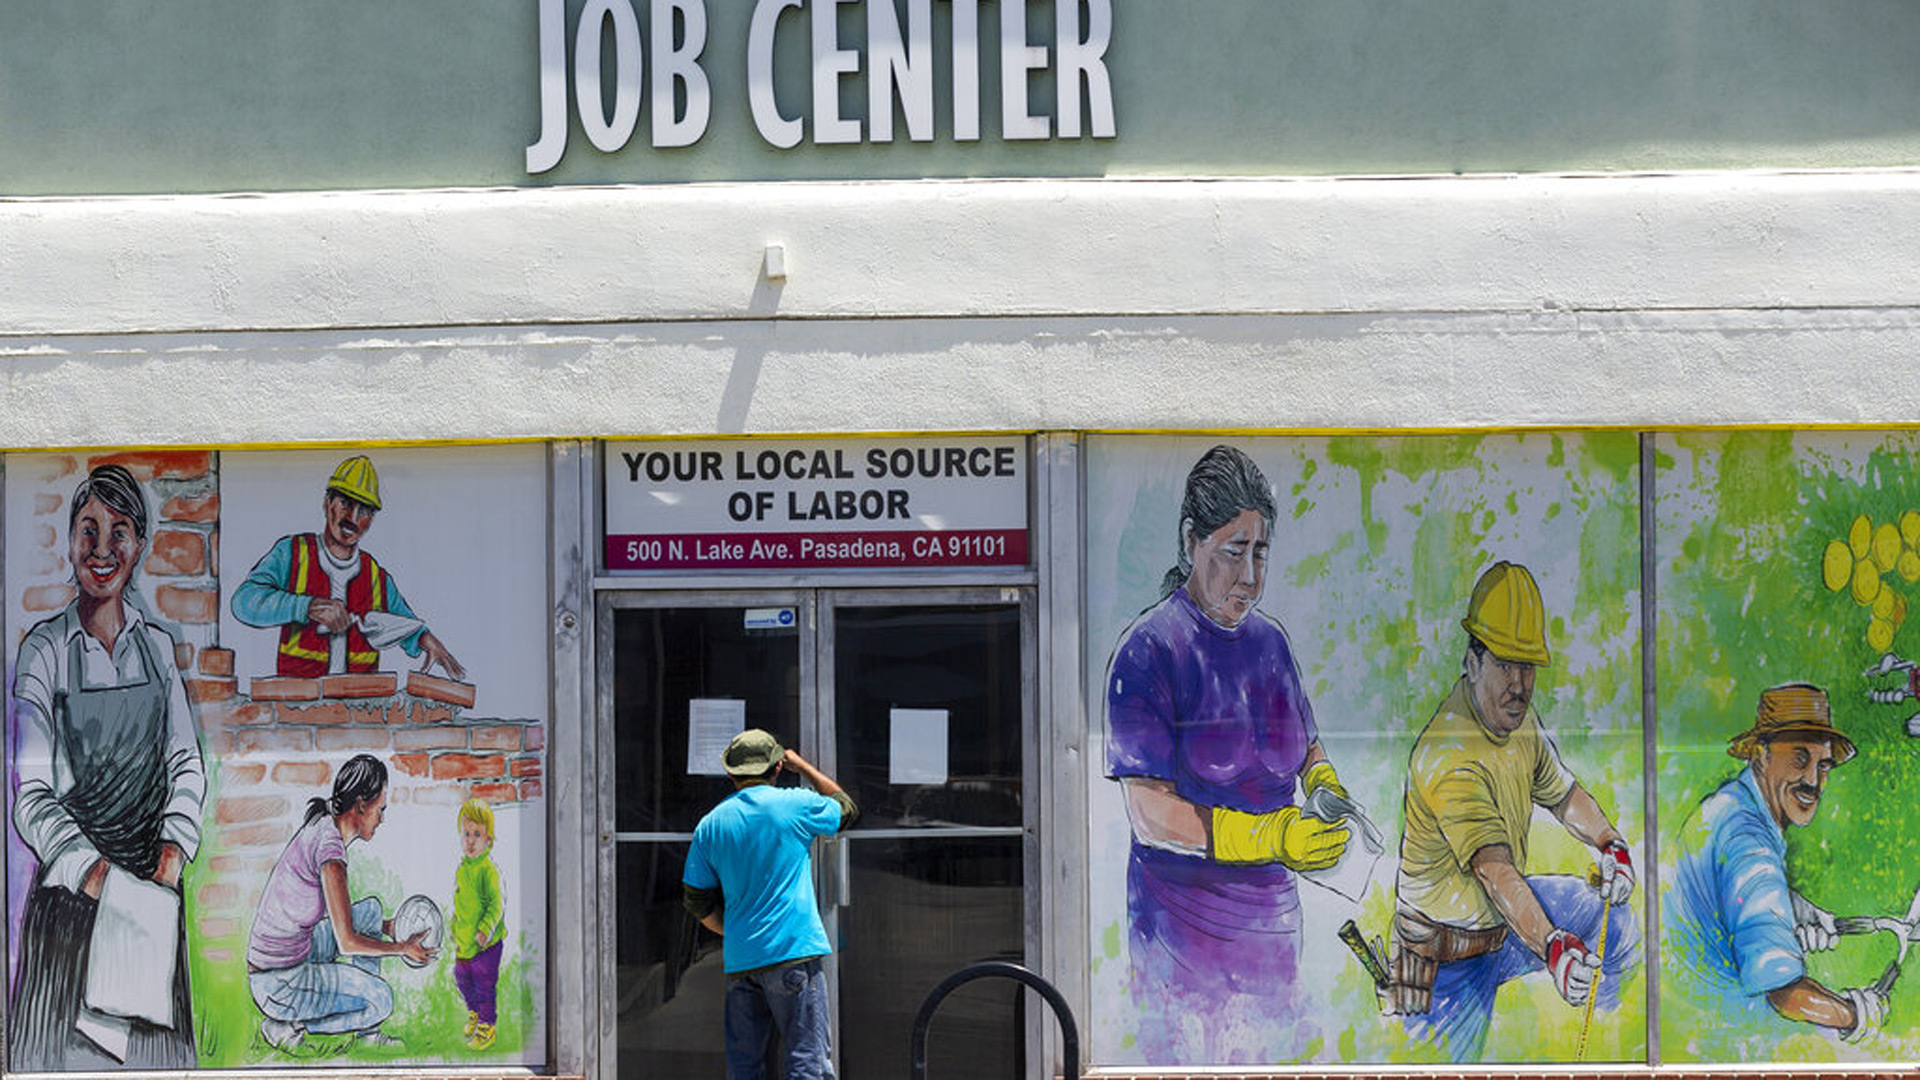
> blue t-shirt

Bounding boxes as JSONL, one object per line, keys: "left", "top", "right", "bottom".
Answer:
{"left": 1667, "top": 766, "right": 1803, "bottom": 1009}
{"left": 684, "top": 785, "right": 844, "bottom": 974}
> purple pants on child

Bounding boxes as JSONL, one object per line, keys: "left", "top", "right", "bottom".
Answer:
{"left": 455, "top": 940, "right": 504, "bottom": 1024}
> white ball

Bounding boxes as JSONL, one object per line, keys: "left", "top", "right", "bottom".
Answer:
{"left": 391, "top": 894, "right": 444, "bottom": 968}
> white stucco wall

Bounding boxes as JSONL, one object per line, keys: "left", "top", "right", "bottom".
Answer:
{"left": 4, "top": 171, "right": 1919, "bottom": 446}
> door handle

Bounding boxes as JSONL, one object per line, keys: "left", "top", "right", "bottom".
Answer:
{"left": 821, "top": 836, "right": 852, "bottom": 908}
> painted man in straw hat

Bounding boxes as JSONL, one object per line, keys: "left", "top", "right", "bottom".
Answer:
{"left": 1667, "top": 682, "right": 1886, "bottom": 1040}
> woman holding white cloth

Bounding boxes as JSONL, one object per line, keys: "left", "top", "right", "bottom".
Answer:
{"left": 9, "top": 463, "right": 204, "bottom": 1069}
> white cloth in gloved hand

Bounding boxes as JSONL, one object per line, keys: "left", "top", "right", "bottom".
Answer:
{"left": 1844, "top": 985, "right": 1887, "bottom": 1042}
{"left": 1790, "top": 890, "right": 1838, "bottom": 953}
{"left": 1547, "top": 928, "right": 1598, "bottom": 1008}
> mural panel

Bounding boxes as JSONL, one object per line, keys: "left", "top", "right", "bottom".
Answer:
{"left": 1656, "top": 431, "right": 1920, "bottom": 1061}
{"left": 1086, "top": 433, "right": 1644, "bottom": 1065}
{"left": 4, "top": 446, "right": 549, "bottom": 1070}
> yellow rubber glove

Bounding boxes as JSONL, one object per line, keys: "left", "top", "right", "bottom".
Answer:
{"left": 1210, "top": 805, "right": 1350, "bottom": 870}
{"left": 1302, "top": 760, "right": 1347, "bottom": 800}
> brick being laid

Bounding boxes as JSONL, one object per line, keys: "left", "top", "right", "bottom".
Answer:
{"left": 407, "top": 670, "right": 477, "bottom": 708}
{"left": 319, "top": 672, "right": 400, "bottom": 698}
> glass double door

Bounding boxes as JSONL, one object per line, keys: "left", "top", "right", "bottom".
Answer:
{"left": 605, "top": 588, "right": 1032, "bottom": 1079}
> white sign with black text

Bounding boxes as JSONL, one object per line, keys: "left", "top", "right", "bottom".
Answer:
{"left": 605, "top": 436, "right": 1029, "bottom": 571}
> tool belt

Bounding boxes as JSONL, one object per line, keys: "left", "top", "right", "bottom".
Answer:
{"left": 1387, "top": 908, "right": 1508, "bottom": 1014}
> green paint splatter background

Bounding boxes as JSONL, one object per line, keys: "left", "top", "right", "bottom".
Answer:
{"left": 1084, "top": 432, "right": 1644, "bottom": 1066}
{"left": 1657, "top": 430, "right": 1920, "bottom": 1063}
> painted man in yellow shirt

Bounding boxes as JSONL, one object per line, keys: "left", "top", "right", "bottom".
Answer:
{"left": 1388, "top": 561, "right": 1640, "bottom": 1061}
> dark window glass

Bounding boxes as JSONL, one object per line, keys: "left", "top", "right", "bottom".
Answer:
{"left": 832, "top": 604, "right": 1022, "bottom": 829}
{"left": 613, "top": 607, "right": 802, "bottom": 833}
{"left": 838, "top": 836, "right": 1025, "bottom": 1080}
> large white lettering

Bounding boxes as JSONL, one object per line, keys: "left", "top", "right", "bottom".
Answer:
{"left": 652, "top": 0, "right": 711, "bottom": 148}
{"left": 1056, "top": 0, "right": 1115, "bottom": 138}
{"left": 999, "top": 0, "right": 1049, "bottom": 140}
{"left": 812, "top": 0, "right": 862, "bottom": 144}
{"left": 747, "top": 0, "right": 804, "bottom": 148}
{"left": 527, "top": 0, "right": 1114, "bottom": 171}
{"left": 526, "top": 0, "right": 716, "bottom": 170}
{"left": 868, "top": 0, "right": 933, "bottom": 142}
{"left": 575, "top": 0, "right": 643, "bottom": 153}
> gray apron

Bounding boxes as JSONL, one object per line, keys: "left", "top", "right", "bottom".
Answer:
{"left": 9, "top": 626, "right": 196, "bottom": 1070}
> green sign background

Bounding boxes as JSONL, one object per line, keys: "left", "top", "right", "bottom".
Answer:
{"left": 5, "top": 1, "right": 1919, "bottom": 196}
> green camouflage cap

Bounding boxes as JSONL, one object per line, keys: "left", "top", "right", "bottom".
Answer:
{"left": 723, "top": 729, "right": 784, "bottom": 776}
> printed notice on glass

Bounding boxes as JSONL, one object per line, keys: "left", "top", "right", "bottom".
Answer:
{"left": 888, "top": 708, "right": 949, "bottom": 785}
{"left": 688, "top": 699, "right": 747, "bottom": 776}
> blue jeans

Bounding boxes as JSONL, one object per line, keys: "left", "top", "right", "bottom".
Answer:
{"left": 724, "top": 957, "right": 834, "bottom": 1080}
{"left": 1404, "top": 874, "right": 1641, "bottom": 1062}
{"left": 250, "top": 897, "right": 395, "bottom": 1036}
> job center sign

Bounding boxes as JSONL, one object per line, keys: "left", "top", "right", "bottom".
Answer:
{"left": 527, "top": 0, "right": 1116, "bottom": 172}
{"left": 605, "top": 436, "right": 1028, "bottom": 570}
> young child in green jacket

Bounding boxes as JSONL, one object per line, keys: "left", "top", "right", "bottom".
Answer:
{"left": 452, "top": 799, "right": 506, "bottom": 1049}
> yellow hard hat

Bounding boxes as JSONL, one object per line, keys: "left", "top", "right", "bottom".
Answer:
{"left": 1460, "top": 561, "right": 1550, "bottom": 666}
{"left": 326, "top": 455, "right": 382, "bottom": 510}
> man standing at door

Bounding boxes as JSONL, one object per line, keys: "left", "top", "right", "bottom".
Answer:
{"left": 684, "top": 729, "right": 858, "bottom": 1080}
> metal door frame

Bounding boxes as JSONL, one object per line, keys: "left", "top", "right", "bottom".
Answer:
{"left": 813, "top": 585, "right": 1039, "bottom": 1077}
{"left": 591, "top": 584, "right": 1038, "bottom": 1078}
{"left": 592, "top": 588, "right": 817, "bottom": 1079}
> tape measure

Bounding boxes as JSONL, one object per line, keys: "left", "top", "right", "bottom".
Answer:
{"left": 1576, "top": 865, "right": 1609, "bottom": 1062}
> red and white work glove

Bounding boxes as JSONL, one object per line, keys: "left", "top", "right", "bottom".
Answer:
{"left": 1547, "top": 928, "right": 1600, "bottom": 1008}
{"left": 1596, "top": 839, "right": 1634, "bottom": 906}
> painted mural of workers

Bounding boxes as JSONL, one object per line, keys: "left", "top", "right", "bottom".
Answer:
{"left": 1666, "top": 683, "right": 1887, "bottom": 1040}
{"left": 1388, "top": 561, "right": 1639, "bottom": 1062}
{"left": 9, "top": 464, "right": 205, "bottom": 1069}
{"left": 231, "top": 455, "right": 465, "bottom": 680}
{"left": 1105, "top": 445, "right": 1355, "bottom": 1064}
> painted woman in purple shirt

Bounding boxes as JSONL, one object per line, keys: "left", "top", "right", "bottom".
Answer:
{"left": 1105, "top": 445, "right": 1353, "bottom": 1065}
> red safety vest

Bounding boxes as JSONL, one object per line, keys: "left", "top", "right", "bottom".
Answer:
{"left": 276, "top": 533, "right": 389, "bottom": 677}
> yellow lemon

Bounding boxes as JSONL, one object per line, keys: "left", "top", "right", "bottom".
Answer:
{"left": 1824, "top": 540, "right": 1854, "bottom": 591}
{"left": 1904, "top": 509, "right": 1920, "bottom": 548}
{"left": 1902, "top": 550, "right": 1920, "bottom": 585}
{"left": 1869, "top": 617, "right": 1896, "bottom": 653}
{"left": 1852, "top": 514, "right": 1874, "bottom": 558}
{"left": 1875, "top": 588, "right": 1898, "bottom": 620}
{"left": 1874, "top": 523, "right": 1902, "bottom": 571}
{"left": 1853, "top": 558, "right": 1883, "bottom": 605}
{"left": 1895, "top": 593, "right": 1909, "bottom": 628}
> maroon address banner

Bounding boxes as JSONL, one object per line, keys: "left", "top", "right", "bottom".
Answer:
{"left": 606, "top": 528, "right": 1029, "bottom": 571}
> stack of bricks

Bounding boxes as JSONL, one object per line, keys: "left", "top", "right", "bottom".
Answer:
{"left": 15, "top": 450, "right": 223, "bottom": 673}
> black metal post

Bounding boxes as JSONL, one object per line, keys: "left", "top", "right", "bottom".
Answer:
{"left": 908, "top": 960, "right": 1079, "bottom": 1080}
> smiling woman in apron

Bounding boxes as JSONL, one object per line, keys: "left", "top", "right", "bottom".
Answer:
{"left": 9, "top": 463, "right": 206, "bottom": 1070}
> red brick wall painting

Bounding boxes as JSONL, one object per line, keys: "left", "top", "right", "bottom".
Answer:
{"left": 4, "top": 446, "right": 550, "bottom": 1070}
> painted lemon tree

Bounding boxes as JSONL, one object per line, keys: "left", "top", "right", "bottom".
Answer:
{"left": 1658, "top": 430, "right": 1920, "bottom": 1063}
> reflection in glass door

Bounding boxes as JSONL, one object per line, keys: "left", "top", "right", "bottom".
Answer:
{"left": 824, "top": 596, "right": 1030, "bottom": 1080}
{"left": 606, "top": 589, "right": 1032, "bottom": 1079}
{"left": 607, "top": 597, "right": 808, "bottom": 1078}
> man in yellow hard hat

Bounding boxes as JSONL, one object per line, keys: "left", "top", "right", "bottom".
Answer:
{"left": 1386, "top": 561, "right": 1638, "bottom": 1061}
{"left": 232, "top": 456, "right": 465, "bottom": 680}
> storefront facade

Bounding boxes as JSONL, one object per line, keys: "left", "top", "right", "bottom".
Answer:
{"left": 7, "top": 2, "right": 1920, "bottom": 1077}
